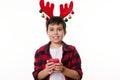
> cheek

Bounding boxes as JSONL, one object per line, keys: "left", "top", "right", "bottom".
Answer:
{"left": 60, "top": 33, "right": 65, "bottom": 37}
{"left": 47, "top": 33, "right": 52, "bottom": 38}
{"left": 48, "top": 34, "right": 52, "bottom": 37}
{"left": 47, "top": 32, "right": 52, "bottom": 36}
{"left": 61, "top": 32, "right": 65, "bottom": 36}
{"left": 59, "top": 30, "right": 65, "bottom": 34}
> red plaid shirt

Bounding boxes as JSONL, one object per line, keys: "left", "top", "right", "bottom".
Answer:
{"left": 32, "top": 41, "right": 83, "bottom": 80}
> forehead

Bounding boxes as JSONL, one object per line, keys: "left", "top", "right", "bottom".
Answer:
{"left": 48, "top": 23, "right": 63, "bottom": 28}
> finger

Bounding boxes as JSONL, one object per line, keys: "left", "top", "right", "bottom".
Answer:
{"left": 49, "top": 65, "right": 55, "bottom": 70}
{"left": 45, "top": 62, "right": 54, "bottom": 69}
{"left": 55, "top": 63, "right": 63, "bottom": 66}
{"left": 55, "top": 66, "right": 64, "bottom": 72}
{"left": 47, "top": 60, "right": 48, "bottom": 63}
{"left": 48, "top": 70, "right": 53, "bottom": 74}
{"left": 47, "top": 62, "right": 54, "bottom": 66}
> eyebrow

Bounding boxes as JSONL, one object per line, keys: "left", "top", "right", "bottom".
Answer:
{"left": 48, "top": 26, "right": 63, "bottom": 29}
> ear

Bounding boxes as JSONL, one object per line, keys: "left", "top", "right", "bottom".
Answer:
{"left": 46, "top": 31, "right": 48, "bottom": 35}
{"left": 64, "top": 31, "right": 66, "bottom": 36}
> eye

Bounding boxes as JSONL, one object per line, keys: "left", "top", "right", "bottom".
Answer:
{"left": 58, "top": 28, "right": 62, "bottom": 31}
{"left": 49, "top": 28, "right": 54, "bottom": 31}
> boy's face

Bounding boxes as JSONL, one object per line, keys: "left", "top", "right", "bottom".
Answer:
{"left": 47, "top": 23, "right": 66, "bottom": 44}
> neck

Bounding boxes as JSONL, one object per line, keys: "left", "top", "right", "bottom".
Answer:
{"left": 50, "top": 42, "right": 62, "bottom": 48}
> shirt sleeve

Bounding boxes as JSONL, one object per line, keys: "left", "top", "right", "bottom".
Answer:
{"left": 71, "top": 47, "right": 83, "bottom": 79}
{"left": 32, "top": 49, "right": 45, "bottom": 80}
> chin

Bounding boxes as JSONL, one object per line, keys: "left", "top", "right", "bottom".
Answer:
{"left": 52, "top": 40, "right": 62, "bottom": 43}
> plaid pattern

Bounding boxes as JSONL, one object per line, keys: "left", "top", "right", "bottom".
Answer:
{"left": 32, "top": 41, "right": 83, "bottom": 80}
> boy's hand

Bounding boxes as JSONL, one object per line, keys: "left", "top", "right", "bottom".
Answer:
{"left": 45, "top": 59, "right": 64, "bottom": 74}
{"left": 45, "top": 61, "right": 55, "bottom": 74}
{"left": 54, "top": 62, "right": 64, "bottom": 73}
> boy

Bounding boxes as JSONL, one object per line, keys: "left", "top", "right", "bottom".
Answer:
{"left": 32, "top": 16, "right": 83, "bottom": 80}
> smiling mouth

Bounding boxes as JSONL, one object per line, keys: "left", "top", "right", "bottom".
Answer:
{"left": 53, "top": 36, "right": 59, "bottom": 39}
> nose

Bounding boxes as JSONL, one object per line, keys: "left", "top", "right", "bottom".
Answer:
{"left": 54, "top": 29, "right": 58, "bottom": 35}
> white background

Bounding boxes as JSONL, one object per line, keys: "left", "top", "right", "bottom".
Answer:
{"left": 0, "top": 0, "right": 120, "bottom": 80}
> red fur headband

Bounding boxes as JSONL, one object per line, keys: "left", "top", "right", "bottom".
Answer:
{"left": 39, "top": 0, "right": 74, "bottom": 22}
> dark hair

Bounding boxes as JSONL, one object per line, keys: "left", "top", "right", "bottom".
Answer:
{"left": 46, "top": 16, "right": 66, "bottom": 31}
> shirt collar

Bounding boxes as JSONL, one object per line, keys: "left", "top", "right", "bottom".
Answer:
{"left": 44, "top": 41, "right": 72, "bottom": 53}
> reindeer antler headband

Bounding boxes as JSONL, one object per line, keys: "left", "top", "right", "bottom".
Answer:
{"left": 39, "top": 0, "right": 74, "bottom": 22}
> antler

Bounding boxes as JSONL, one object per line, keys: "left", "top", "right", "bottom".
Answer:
{"left": 39, "top": 0, "right": 54, "bottom": 18}
{"left": 60, "top": 1, "right": 73, "bottom": 18}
